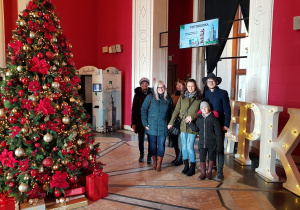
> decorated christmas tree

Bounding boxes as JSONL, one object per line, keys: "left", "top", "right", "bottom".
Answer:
{"left": 0, "top": 0, "right": 102, "bottom": 203}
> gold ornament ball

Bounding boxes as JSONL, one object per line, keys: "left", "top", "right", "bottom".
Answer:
{"left": 12, "top": 108, "right": 18, "bottom": 114}
{"left": 88, "top": 155, "right": 93, "bottom": 160}
{"left": 16, "top": 20, "right": 20, "bottom": 26}
{"left": 43, "top": 85, "right": 48, "bottom": 90}
{"left": 54, "top": 104, "right": 60, "bottom": 110}
{"left": 61, "top": 159, "right": 68, "bottom": 165}
{"left": 69, "top": 97, "right": 75, "bottom": 103}
{"left": 29, "top": 31, "right": 36, "bottom": 39}
{"left": 79, "top": 102, "right": 84, "bottom": 106}
{"left": 17, "top": 66, "right": 23, "bottom": 71}
{"left": 5, "top": 70, "right": 13, "bottom": 77}
{"left": 69, "top": 53, "right": 74, "bottom": 58}
{"left": 23, "top": 174, "right": 29, "bottom": 181}
{"left": 0, "top": 109, "right": 5, "bottom": 116}
{"left": 6, "top": 174, "right": 13, "bottom": 180}
{"left": 64, "top": 77, "right": 70, "bottom": 82}
{"left": 32, "top": 128, "right": 38, "bottom": 132}
{"left": 31, "top": 163, "right": 37, "bottom": 167}
{"left": 19, "top": 20, "right": 26, "bottom": 26}
{"left": 62, "top": 116, "right": 70, "bottom": 124}
{"left": 77, "top": 85, "right": 81, "bottom": 90}
{"left": 39, "top": 166, "right": 44, "bottom": 173}
{"left": 22, "top": 45, "right": 29, "bottom": 51}
{"left": 61, "top": 102, "right": 68, "bottom": 107}
{"left": 21, "top": 127, "right": 29, "bottom": 134}
{"left": 18, "top": 183, "right": 29, "bottom": 192}
{"left": 43, "top": 133, "right": 53, "bottom": 142}
{"left": 51, "top": 82, "right": 60, "bottom": 89}
{"left": 29, "top": 95, "right": 37, "bottom": 102}
{"left": 33, "top": 12, "right": 39, "bottom": 17}
{"left": 77, "top": 139, "right": 83, "bottom": 145}
{"left": 15, "top": 147, "right": 25, "bottom": 157}
{"left": 52, "top": 164, "right": 59, "bottom": 171}
{"left": 51, "top": 37, "right": 57, "bottom": 43}
{"left": 59, "top": 197, "right": 66, "bottom": 204}
{"left": 88, "top": 144, "right": 93, "bottom": 150}
{"left": 29, "top": 199, "right": 34, "bottom": 205}
{"left": 42, "top": 183, "right": 49, "bottom": 191}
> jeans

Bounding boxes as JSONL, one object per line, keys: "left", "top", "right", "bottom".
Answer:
{"left": 180, "top": 132, "right": 196, "bottom": 162}
{"left": 216, "top": 131, "right": 226, "bottom": 176}
{"left": 138, "top": 132, "right": 151, "bottom": 157}
{"left": 149, "top": 135, "right": 166, "bottom": 157}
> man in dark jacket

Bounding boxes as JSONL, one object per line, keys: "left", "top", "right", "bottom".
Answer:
{"left": 131, "top": 77, "right": 152, "bottom": 163}
{"left": 202, "top": 73, "right": 231, "bottom": 181}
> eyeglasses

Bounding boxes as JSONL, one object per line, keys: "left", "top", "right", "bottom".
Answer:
{"left": 157, "top": 87, "right": 165, "bottom": 90}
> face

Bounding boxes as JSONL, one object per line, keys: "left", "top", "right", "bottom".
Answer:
{"left": 201, "top": 106, "right": 210, "bottom": 115}
{"left": 157, "top": 84, "right": 165, "bottom": 94}
{"left": 176, "top": 83, "right": 184, "bottom": 91}
{"left": 206, "top": 79, "right": 217, "bottom": 90}
{"left": 140, "top": 81, "right": 149, "bottom": 90}
{"left": 187, "top": 82, "right": 196, "bottom": 93}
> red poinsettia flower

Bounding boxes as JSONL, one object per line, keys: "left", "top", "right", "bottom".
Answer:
{"left": 79, "top": 147, "right": 90, "bottom": 158}
{"left": 50, "top": 171, "right": 69, "bottom": 189}
{"left": 29, "top": 56, "right": 50, "bottom": 75}
{"left": 26, "top": 1, "right": 38, "bottom": 10}
{"left": 70, "top": 76, "right": 81, "bottom": 86}
{"left": 37, "top": 172, "right": 50, "bottom": 184}
{"left": 43, "top": 21, "right": 56, "bottom": 33}
{"left": 35, "top": 98, "right": 55, "bottom": 115}
{"left": 62, "top": 106, "right": 73, "bottom": 115}
{"left": 9, "top": 40, "right": 22, "bottom": 55}
{"left": 26, "top": 186, "right": 41, "bottom": 199}
{"left": 21, "top": 99, "right": 33, "bottom": 110}
{"left": 19, "top": 159, "right": 29, "bottom": 172}
{"left": 23, "top": 11, "right": 28, "bottom": 17}
{"left": 46, "top": 120, "right": 60, "bottom": 133}
{"left": 11, "top": 126, "right": 20, "bottom": 137}
{"left": 45, "top": 32, "right": 52, "bottom": 42}
{"left": 0, "top": 149, "right": 18, "bottom": 168}
{"left": 28, "top": 81, "right": 42, "bottom": 93}
{"left": 67, "top": 163, "right": 76, "bottom": 172}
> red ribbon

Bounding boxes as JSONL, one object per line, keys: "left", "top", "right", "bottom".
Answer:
{"left": 0, "top": 195, "right": 15, "bottom": 205}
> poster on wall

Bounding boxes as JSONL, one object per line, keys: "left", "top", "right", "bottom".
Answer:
{"left": 100, "top": 67, "right": 122, "bottom": 132}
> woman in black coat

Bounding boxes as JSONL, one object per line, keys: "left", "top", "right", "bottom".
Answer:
{"left": 131, "top": 77, "right": 152, "bottom": 163}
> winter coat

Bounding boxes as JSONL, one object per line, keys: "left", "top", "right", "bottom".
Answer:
{"left": 141, "top": 90, "right": 173, "bottom": 137}
{"left": 168, "top": 95, "right": 201, "bottom": 135}
{"left": 188, "top": 112, "right": 223, "bottom": 152}
{"left": 204, "top": 87, "right": 231, "bottom": 128}
{"left": 131, "top": 87, "right": 152, "bottom": 133}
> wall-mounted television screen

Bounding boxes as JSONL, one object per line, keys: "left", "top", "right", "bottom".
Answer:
{"left": 93, "top": 83, "right": 102, "bottom": 92}
{"left": 179, "top": 18, "right": 219, "bottom": 49}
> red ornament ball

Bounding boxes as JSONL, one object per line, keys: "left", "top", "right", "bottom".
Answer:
{"left": 8, "top": 116, "right": 17, "bottom": 124}
{"left": 27, "top": 38, "right": 33, "bottom": 44}
{"left": 69, "top": 176, "right": 77, "bottom": 184}
{"left": 36, "top": 52, "right": 44, "bottom": 59}
{"left": 14, "top": 112, "right": 21, "bottom": 118}
{"left": 35, "top": 143, "right": 40, "bottom": 148}
{"left": 46, "top": 52, "right": 54, "bottom": 60}
{"left": 81, "top": 160, "right": 89, "bottom": 168}
{"left": 54, "top": 190, "right": 61, "bottom": 197}
{"left": 52, "top": 44, "right": 58, "bottom": 51}
{"left": 75, "top": 162, "right": 82, "bottom": 168}
{"left": 52, "top": 93, "right": 60, "bottom": 100}
{"left": 6, "top": 81, "right": 12, "bottom": 86}
{"left": 30, "top": 169, "right": 38, "bottom": 177}
{"left": 9, "top": 182, "right": 15, "bottom": 188}
{"left": 0, "top": 141, "right": 7, "bottom": 147}
{"left": 60, "top": 124, "right": 66, "bottom": 130}
{"left": 21, "top": 78, "right": 30, "bottom": 85}
{"left": 18, "top": 90, "right": 25, "bottom": 97}
{"left": 20, "top": 118, "right": 27, "bottom": 124}
{"left": 42, "top": 158, "right": 53, "bottom": 167}
{"left": 40, "top": 124, "right": 46, "bottom": 130}
{"left": 53, "top": 147, "right": 58, "bottom": 152}
{"left": 54, "top": 77, "right": 60, "bottom": 82}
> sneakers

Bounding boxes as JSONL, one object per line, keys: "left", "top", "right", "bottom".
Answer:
{"left": 138, "top": 155, "right": 144, "bottom": 162}
{"left": 213, "top": 174, "right": 224, "bottom": 182}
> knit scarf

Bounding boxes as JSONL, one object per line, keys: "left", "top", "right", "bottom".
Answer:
{"left": 184, "top": 90, "right": 197, "bottom": 98}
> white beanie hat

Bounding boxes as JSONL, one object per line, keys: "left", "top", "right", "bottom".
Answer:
{"left": 139, "top": 77, "right": 150, "bottom": 85}
{"left": 200, "top": 101, "right": 210, "bottom": 110}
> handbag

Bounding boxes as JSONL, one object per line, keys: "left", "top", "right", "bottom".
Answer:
{"left": 169, "top": 98, "right": 196, "bottom": 136}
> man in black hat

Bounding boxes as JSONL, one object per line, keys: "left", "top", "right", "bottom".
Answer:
{"left": 202, "top": 73, "right": 231, "bottom": 181}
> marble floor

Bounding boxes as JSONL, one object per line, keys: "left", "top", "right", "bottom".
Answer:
{"left": 80, "top": 130, "right": 300, "bottom": 210}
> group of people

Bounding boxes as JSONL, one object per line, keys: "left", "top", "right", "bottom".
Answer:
{"left": 131, "top": 73, "right": 231, "bottom": 181}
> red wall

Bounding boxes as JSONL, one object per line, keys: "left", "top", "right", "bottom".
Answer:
{"left": 4, "top": 0, "right": 18, "bottom": 48}
{"left": 269, "top": 0, "right": 300, "bottom": 154}
{"left": 168, "top": 0, "right": 193, "bottom": 80}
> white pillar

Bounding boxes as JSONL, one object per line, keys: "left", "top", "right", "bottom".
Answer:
{"left": 132, "top": 0, "right": 168, "bottom": 95}
{"left": 18, "top": 0, "right": 30, "bottom": 14}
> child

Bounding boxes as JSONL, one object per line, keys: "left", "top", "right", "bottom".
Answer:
{"left": 188, "top": 101, "right": 223, "bottom": 180}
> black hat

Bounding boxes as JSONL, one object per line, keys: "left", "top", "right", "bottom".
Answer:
{"left": 202, "top": 73, "right": 222, "bottom": 85}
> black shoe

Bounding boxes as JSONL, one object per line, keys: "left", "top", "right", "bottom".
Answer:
{"left": 182, "top": 160, "right": 189, "bottom": 174}
{"left": 186, "top": 162, "right": 196, "bottom": 176}
{"left": 147, "top": 156, "right": 152, "bottom": 164}
{"left": 138, "top": 155, "right": 144, "bottom": 162}
{"left": 171, "top": 157, "right": 177, "bottom": 164}
{"left": 173, "top": 156, "right": 183, "bottom": 166}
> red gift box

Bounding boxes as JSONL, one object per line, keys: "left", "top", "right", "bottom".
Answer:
{"left": 0, "top": 196, "right": 15, "bottom": 210}
{"left": 64, "top": 186, "right": 85, "bottom": 197}
{"left": 86, "top": 172, "right": 108, "bottom": 201}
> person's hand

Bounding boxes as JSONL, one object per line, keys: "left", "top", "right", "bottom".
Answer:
{"left": 222, "top": 126, "right": 228, "bottom": 131}
{"left": 132, "top": 124, "right": 136, "bottom": 132}
{"left": 168, "top": 125, "right": 172, "bottom": 129}
{"left": 145, "top": 125, "right": 150, "bottom": 130}
{"left": 185, "top": 116, "right": 192, "bottom": 124}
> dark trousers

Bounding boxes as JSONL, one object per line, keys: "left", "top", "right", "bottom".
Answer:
{"left": 149, "top": 135, "right": 166, "bottom": 157}
{"left": 138, "top": 132, "right": 151, "bottom": 157}
{"left": 216, "top": 131, "right": 226, "bottom": 174}
{"left": 199, "top": 148, "right": 215, "bottom": 162}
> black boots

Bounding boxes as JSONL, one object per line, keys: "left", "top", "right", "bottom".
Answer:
{"left": 186, "top": 162, "right": 196, "bottom": 176}
{"left": 138, "top": 155, "right": 144, "bottom": 162}
{"left": 173, "top": 149, "right": 183, "bottom": 166}
{"left": 182, "top": 159, "right": 189, "bottom": 174}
